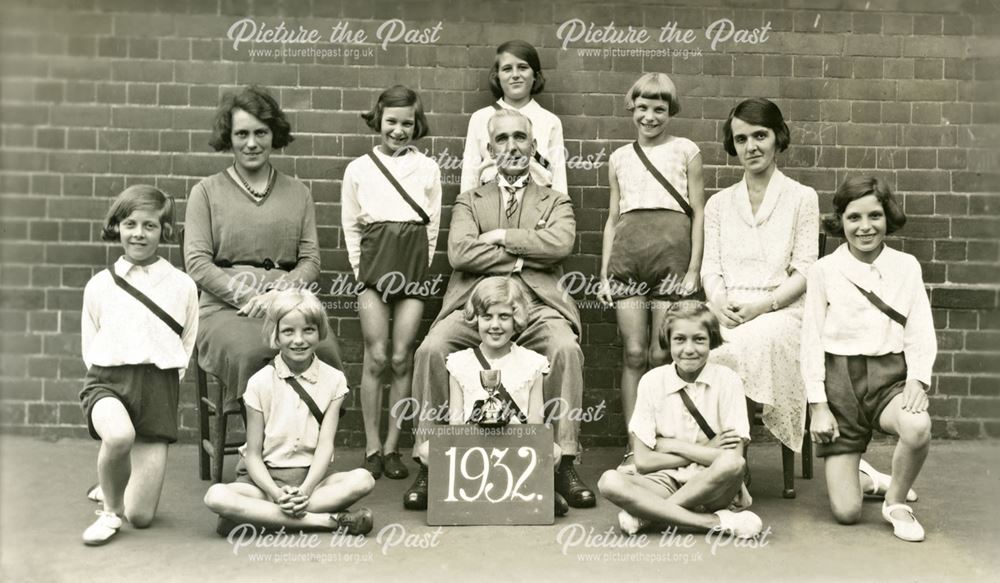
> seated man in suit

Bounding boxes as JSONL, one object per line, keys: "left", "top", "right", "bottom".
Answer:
{"left": 403, "top": 108, "right": 595, "bottom": 510}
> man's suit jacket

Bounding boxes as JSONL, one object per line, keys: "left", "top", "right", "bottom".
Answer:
{"left": 435, "top": 181, "right": 582, "bottom": 334}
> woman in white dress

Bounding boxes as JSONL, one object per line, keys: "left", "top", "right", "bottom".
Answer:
{"left": 701, "top": 98, "right": 819, "bottom": 452}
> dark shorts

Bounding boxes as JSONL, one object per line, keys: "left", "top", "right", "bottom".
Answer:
{"left": 608, "top": 209, "right": 701, "bottom": 302}
{"left": 617, "top": 463, "right": 680, "bottom": 496}
{"left": 79, "top": 364, "right": 180, "bottom": 443}
{"left": 234, "top": 458, "right": 337, "bottom": 489}
{"left": 359, "top": 221, "right": 429, "bottom": 301}
{"left": 816, "top": 352, "right": 907, "bottom": 458}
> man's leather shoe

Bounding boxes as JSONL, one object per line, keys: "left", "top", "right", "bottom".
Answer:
{"left": 554, "top": 492, "right": 569, "bottom": 517}
{"left": 555, "top": 457, "right": 596, "bottom": 508}
{"left": 403, "top": 464, "right": 429, "bottom": 510}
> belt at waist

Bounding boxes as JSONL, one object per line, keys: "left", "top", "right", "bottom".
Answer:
{"left": 215, "top": 259, "right": 296, "bottom": 271}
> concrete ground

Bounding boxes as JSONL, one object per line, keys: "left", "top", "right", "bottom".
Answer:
{"left": 1, "top": 435, "right": 998, "bottom": 583}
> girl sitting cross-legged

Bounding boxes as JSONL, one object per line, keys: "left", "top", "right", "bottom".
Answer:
{"left": 204, "top": 289, "right": 375, "bottom": 536}
{"left": 598, "top": 301, "right": 763, "bottom": 539}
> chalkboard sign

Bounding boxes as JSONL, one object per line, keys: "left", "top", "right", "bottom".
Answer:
{"left": 426, "top": 424, "right": 554, "bottom": 526}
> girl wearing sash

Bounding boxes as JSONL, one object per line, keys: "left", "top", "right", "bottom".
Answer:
{"left": 342, "top": 85, "right": 441, "bottom": 481}
{"left": 598, "top": 301, "right": 762, "bottom": 539}
{"left": 598, "top": 73, "right": 706, "bottom": 448}
{"left": 408, "top": 277, "right": 569, "bottom": 516}
{"left": 801, "top": 176, "right": 934, "bottom": 542}
{"left": 79, "top": 186, "right": 198, "bottom": 545}
{"left": 204, "top": 289, "right": 374, "bottom": 536}
{"left": 460, "top": 39, "right": 567, "bottom": 193}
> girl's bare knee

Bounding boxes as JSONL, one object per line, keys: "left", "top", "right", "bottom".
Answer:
{"left": 390, "top": 350, "right": 414, "bottom": 377}
{"left": 203, "top": 484, "right": 231, "bottom": 512}
{"left": 898, "top": 414, "right": 931, "bottom": 448}
{"left": 350, "top": 469, "right": 376, "bottom": 495}
{"left": 712, "top": 451, "right": 746, "bottom": 481}
{"left": 364, "top": 345, "right": 390, "bottom": 376}
{"left": 597, "top": 470, "right": 626, "bottom": 501}
{"left": 126, "top": 508, "right": 155, "bottom": 529}
{"left": 101, "top": 428, "right": 136, "bottom": 456}
{"left": 830, "top": 500, "right": 862, "bottom": 525}
{"left": 622, "top": 345, "right": 648, "bottom": 370}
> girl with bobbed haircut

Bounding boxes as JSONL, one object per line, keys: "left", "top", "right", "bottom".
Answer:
{"left": 722, "top": 98, "right": 790, "bottom": 157}
{"left": 624, "top": 72, "right": 681, "bottom": 116}
{"left": 360, "top": 85, "right": 430, "bottom": 141}
{"left": 101, "top": 184, "right": 176, "bottom": 243}
{"left": 262, "top": 289, "right": 331, "bottom": 350}
{"left": 463, "top": 277, "right": 531, "bottom": 335}
{"left": 488, "top": 40, "right": 546, "bottom": 98}
{"left": 822, "top": 175, "right": 907, "bottom": 237}
{"left": 209, "top": 85, "right": 294, "bottom": 151}
{"left": 658, "top": 300, "right": 724, "bottom": 359}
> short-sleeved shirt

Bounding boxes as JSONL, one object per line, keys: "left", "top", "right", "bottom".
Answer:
{"left": 628, "top": 363, "right": 750, "bottom": 484}
{"left": 241, "top": 354, "right": 349, "bottom": 468}
{"left": 610, "top": 137, "right": 700, "bottom": 215}
{"left": 446, "top": 343, "right": 550, "bottom": 423}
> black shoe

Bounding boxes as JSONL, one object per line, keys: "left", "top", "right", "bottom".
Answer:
{"left": 383, "top": 452, "right": 409, "bottom": 480}
{"left": 555, "top": 456, "right": 596, "bottom": 508}
{"left": 554, "top": 492, "right": 569, "bottom": 517}
{"left": 363, "top": 451, "right": 383, "bottom": 479}
{"left": 403, "top": 464, "right": 429, "bottom": 510}
{"left": 331, "top": 508, "right": 373, "bottom": 536}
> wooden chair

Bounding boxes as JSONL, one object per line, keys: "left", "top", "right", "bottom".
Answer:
{"left": 746, "top": 399, "right": 813, "bottom": 498}
{"left": 178, "top": 228, "right": 245, "bottom": 483}
{"left": 194, "top": 352, "right": 245, "bottom": 483}
{"left": 746, "top": 233, "right": 826, "bottom": 499}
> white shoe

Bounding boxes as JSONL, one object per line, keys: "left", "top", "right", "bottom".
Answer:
{"left": 858, "top": 459, "right": 918, "bottom": 502}
{"left": 882, "top": 502, "right": 925, "bottom": 542}
{"left": 617, "top": 510, "right": 648, "bottom": 535}
{"left": 86, "top": 483, "right": 104, "bottom": 503}
{"left": 82, "top": 510, "right": 123, "bottom": 546}
{"left": 713, "top": 509, "right": 763, "bottom": 539}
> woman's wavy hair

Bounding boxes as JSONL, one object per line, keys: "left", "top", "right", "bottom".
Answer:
{"left": 209, "top": 85, "right": 294, "bottom": 151}
{"left": 722, "top": 98, "right": 790, "bottom": 157}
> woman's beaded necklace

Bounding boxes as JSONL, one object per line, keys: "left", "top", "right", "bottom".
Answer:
{"left": 232, "top": 163, "right": 274, "bottom": 199}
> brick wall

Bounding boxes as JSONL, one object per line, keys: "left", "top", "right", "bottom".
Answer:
{"left": 1, "top": 0, "right": 997, "bottom": 446}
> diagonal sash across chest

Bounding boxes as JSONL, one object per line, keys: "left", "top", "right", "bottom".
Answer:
{"left": 108, "top": 269, "right": 184, "bottom": 337}
{"left": 367, "top": 151, "right": 431, "bottom": 225}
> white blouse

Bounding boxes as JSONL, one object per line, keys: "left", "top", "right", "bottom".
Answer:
{"left": 800, "top": 244, "right": 937, "bottom": 403}
{"left": 341, "top": 147, "right": 442, "bottom": 277}
{"left": 82, "top": 257, "right": 198, "bottom": 377}
{"left": 446, "top": 343, "right": 550, "bottom": 423}
{"left": 460, "top": 99, "right": 567, "bottom": 194}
